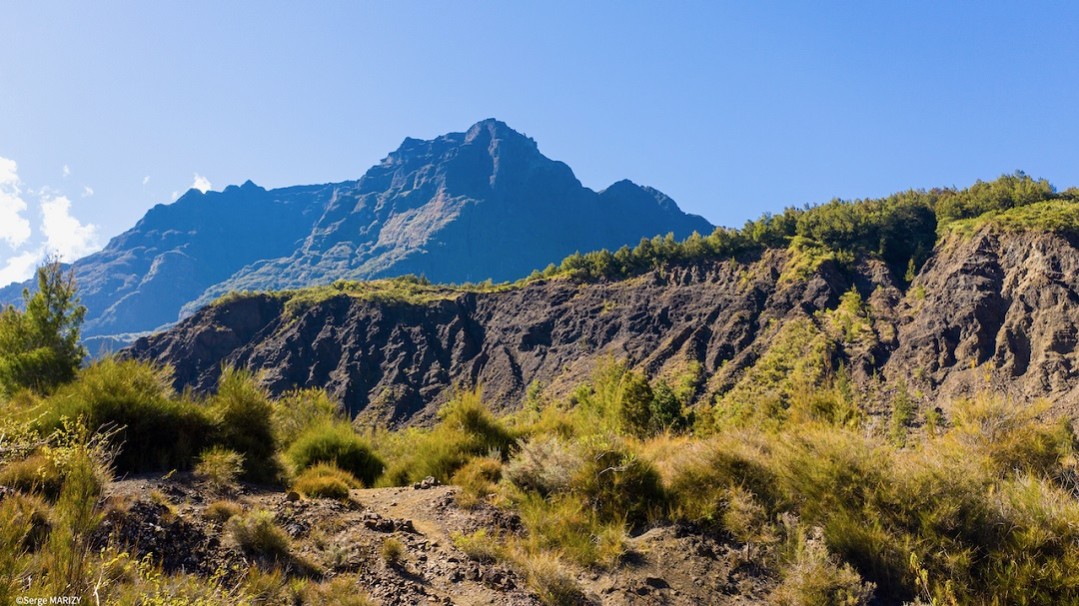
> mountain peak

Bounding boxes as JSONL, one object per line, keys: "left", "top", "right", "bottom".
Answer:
{"left": 462, "top": 118, "right": 538, "bottom": 152}
{"left": 223, "top": 180, "right": 265, "bottom": 194}
{"left": 5, "top": 120, "right": 712, "bottom": 344}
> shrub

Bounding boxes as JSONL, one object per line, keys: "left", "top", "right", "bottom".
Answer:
{"left": 227, "top": 509, "right": 290, "bottom": 560}
{"left": 380, "top": 538, "right": 404, "bottom": 566}
{"left": 194, "top": 447, "right": 245, "bottom": 491}
{"left": 518, "top": 495, "right": 628, "bottom": 568}
{"left": 0, "top": 453, "right": 64, "bottom": 501}
{"left": 0, "top": 492, "right": 51, "bottom": 551}
{"left": 504, "top": 437, "right": 582, "bottom": 496}
{"left": 204, "top": 500, "right": 243, "bottom": 524}
{"left": 648, "top": 379, "right": 686, "bottom": 433}
{"left": 769, "top": 519, "right": 875, "bottom": 606}
{"left": 523, "top": 552, "right": 587, "bottom": 606}
{"left": 380, "top": 388, "right": 514, "bottom": 485}
{"left": 43, "top": 445, "right": 106, "bottom": 597}
{"left": 292, "top": 463, "right": 361, "bottom": 500}
{"left": 272, "top": 388, "right": 342, "bottom": 447}
{"left": 299, "top": 577, "right": 374, "bottom": 606}
{"left": 209, "top": 367, "right": 280, "bottom": 483}
{"left": 451, "top": 456, "right": 502, "bottom": 508}
{"left": 889, "top": 383, "right": 916, "bottom": 444}
{"left": 287, "top": 423, "right": 383, "bottom": 487}
{"left": 452, "top": 529, "right": 503, "bottom": 563}
{"left": 39, "top": 358, "right": 212, "bottom": 473}
{"left": 570, "top": 440, "right": 665, "bottom": 528}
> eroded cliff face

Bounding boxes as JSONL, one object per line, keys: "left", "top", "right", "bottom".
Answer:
{"left": 125, "top": 228, "right": 1079, "bottom": 425}
{"left": 885, "top": 230, "right": 1079, "bottom": 411}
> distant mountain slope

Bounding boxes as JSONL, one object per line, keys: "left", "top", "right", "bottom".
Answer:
{"left": 184, "top": 119, "right": 711, "bottom": 312}
{"left": 0, "top": 119, "right": 711, "bottom": 345}
{"left": 0, "top": 180, "right": 334, "bottom": 341}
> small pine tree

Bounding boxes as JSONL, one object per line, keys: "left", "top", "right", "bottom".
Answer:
{"left": 0, "top": 260, "right": 86, "bottom": 395}
{"left": 649, "top": 379, "right": 689, "bottom": 433}
{"left": 618, "top": 371, "right": 654, "bottom": 438}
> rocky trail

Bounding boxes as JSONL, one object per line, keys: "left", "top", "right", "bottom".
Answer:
{"left": 100, "top": 474, "right": 773, "bottom": 605}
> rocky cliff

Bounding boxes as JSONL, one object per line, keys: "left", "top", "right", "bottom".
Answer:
{"left": 124, "top": 226, "right": 1079, "bottom": 425}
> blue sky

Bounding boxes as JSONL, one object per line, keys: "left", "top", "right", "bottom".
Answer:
{"left": 2, "top": 2, "right": 1079, "bottom": 285}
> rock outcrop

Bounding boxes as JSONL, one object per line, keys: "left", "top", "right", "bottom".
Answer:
{"left": 125, "top": 227, "right": 1079, "bottom": 424}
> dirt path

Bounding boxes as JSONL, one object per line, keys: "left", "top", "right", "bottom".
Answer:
{"left": 103, "top": 475, "right": 774, "bottom": 605}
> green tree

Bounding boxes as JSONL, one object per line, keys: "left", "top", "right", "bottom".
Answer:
{"left": 0, "top": 260, "right": 87, "bottom": 395}
{"left": 618, "top": 371, "right": 654, "bottom": 438}
{"left": 649, "top": 380, "right": 686, "bottom": 433}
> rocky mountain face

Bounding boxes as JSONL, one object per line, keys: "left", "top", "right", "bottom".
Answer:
{"left": 124, "top": 227, "right": 1079, "bottom": 425}
{"left": 0, "top": 119, "right": 711, "bottom": 350}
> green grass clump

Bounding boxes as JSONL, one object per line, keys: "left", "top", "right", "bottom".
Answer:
{"left": 227, "top": 509, "right": 290, "bottom": 561}
{"left": 208, "top": 367, "right": 281, "bottom": 483}
{"left": 451, "top": 456, "right": 502, "bottom": 508}
{"left": 194, "top": 446, "right": 245, "bottom": 491}
{"left": 203, "top": 500, "right": 243, "bottom": 524}
{"left": 518, "top": 494, "right": 628, "bottom": 568}
{"left": 272, "top": 388, "right": 342, "bottom": 447}
{"left": 570, "top": 439, "right": 664, "bottom": 528}
{"left": 522, "top": 552, "right": 587, "bottom": 606}
{"left": 287, "top": 423, "right": 383, "bottom": 487}
{"left": 291, "top": 463, "right": 361, "bottom": 500}
{"left": 380, "top": 537, "right": 405, "bottom": 566}
{"left": 0, "top": 453, "right": 64, "bottom": 501}
{"left": 299, "top": 577, "right": 375, "bottom": 606}
{"left": 379, "top": 388, "right": 516, "bottom": 485}
{"left": 0, "top": 492, "right": 52, "bottom": 552}
{"left": 451, "top": 529, "right": 504, "bottom": 563}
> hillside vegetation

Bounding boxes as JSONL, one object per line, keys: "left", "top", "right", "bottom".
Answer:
{"left": 217, "top": 172, "right": 1079, "bottom": 310}
{"left": 3, "top": 174, "right": 1079, "bottom": 604}
{"left": 535, "top": 171, "right": 1079, "bottom": 286}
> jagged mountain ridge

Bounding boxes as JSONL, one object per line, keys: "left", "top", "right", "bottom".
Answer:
{"left": 124, "top": 227, "right": 1079, "bottom": 426}
{"left": 0, "top": 119, "right": 711, "bottom": 347}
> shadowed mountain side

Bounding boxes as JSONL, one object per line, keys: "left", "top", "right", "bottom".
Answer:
{"left": 2, "top": 120, "right": 710, "bottom": 349}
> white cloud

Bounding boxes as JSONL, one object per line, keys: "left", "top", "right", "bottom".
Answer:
{"left": 40, "top": 194, "right": 100, "bottom": 261}
{"left": 143, "top": 175, "right": 150, "bottom": 185}
{"left": 0, "top": 157, "right": 103, "bottom": 287}
{"left": 0, "top": 156, "right": 32, "bottom": 249}
{"left": 192, "top": 173, "right": 212, "bottom": 193}
{"left": 0, "top": 249, "right": 41, "bottom": 287}
{"left": 171, "top": 190, "right": 179, "bottom": 200}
